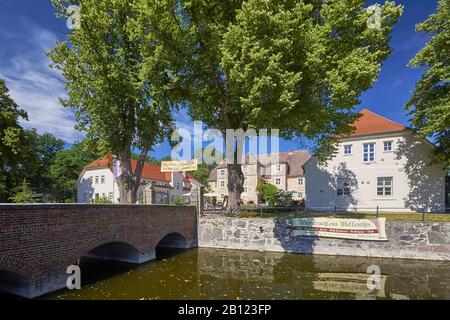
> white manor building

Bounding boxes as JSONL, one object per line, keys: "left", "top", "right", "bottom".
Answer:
{"left": 304, "top": 109, "right": 447, "bottom": 213}
{"left": 77, "top": 154, "right": 201, "bottom": 204}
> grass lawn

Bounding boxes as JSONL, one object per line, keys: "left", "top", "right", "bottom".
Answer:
{"left": 226, "top": 211, "right": 450, "bottom": 222}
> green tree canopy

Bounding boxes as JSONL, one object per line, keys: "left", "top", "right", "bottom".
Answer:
{"left": 9, "top": 179, "right": 38, "bottom": 203}
{"left": 48, "top": 0, "right": 175, "bottom": 203}
{"left": 256, "top": 183, "right": 280, "bottom": 206}
{"left": 141, "top": 0, "right": 402, "bottom": 209}
{"left": 49, "top": 141, "right": 102, "bottom": 203}
{"left": 0, "top": 78, "right": 29, "bottom": 201}
{"left": 405, "top": 0, "right": 450, "bottom": 167}
{"left": 0, "top": 78, "right": 28, "bottom": 156}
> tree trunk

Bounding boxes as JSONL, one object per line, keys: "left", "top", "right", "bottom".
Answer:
{"left": 227, "top": 162, "right": 244, "bottom": 211}
{"left": 116, "top": 149, "right": 146, "bottom": 204}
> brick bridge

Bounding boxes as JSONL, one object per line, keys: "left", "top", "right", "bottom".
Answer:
{"left": 0, "top": 204, "right": 197, "bottom": 298}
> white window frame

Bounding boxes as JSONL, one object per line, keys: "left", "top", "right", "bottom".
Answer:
{"left": 95, "top": 176, "right": 99, "bottom": 184}
{"left": 383, "top": 141, "right": 393, "bottom": 152}
{"left": 101, "top": 175, "right": 105, "bottom": 184}
{"left": 220, "top": 181, "right": 225, "bottom": 187}
{"left": 337, "top": 179, "right": 351, "bottom": 196}
{"left": 377, "top": 177, "right": 393, "bottom": 197}
{"left": 220, "top": 169, "right": 226, "bottom": 176}
{"left": 275, "top": 178, "right": 281, "bottom": 185}
{"left": 344, "top": 144, "right": 353, "bottom": 155}
{"left": 298, "top": 178, "right": 304, "bottom": 186}
{"left": 243, "top": 187, "right": 248, "bottom": 194}
{"left": 363, "top": 143, "right": 375, "bottom": 162}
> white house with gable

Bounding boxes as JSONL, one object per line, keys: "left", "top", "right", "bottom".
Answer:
{"left": 77, "top": 154, "right": 201, "bottom": 204}
{"left": 304, "top": 109, "right": 447, "bottom": 213}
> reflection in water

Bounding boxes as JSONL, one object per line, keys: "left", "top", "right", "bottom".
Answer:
{"left": 14, "top": 248, "right": 450, "bottom": 300}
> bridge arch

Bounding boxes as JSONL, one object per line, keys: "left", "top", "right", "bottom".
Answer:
{"left": 0, "top": 257, "right": 38, "bottom": 298}
{"left": 67, "top": 235, "right": 142, "bottom": 266}
{"left": 156, "top": 232, "right": 188, "bottom": 249}
{"left": 0, "top": 256, "right": 38, "bottom": 279}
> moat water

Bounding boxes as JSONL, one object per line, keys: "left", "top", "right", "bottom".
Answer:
{"left": 4, "top": 248, "right": 450, "bottom": 300}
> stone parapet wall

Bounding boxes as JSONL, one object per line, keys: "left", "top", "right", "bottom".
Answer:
{"left": 198, "top": 217, "right": 450, "bottom": 261}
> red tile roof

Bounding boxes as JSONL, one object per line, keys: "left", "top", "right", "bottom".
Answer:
{"left": 184, "top": 172, "right": 200, "bottom": 184}
{"left": 349, "top": 109, "right": 408, "bottom": 137}
{"left": 84, "top": 155, "right": 171, "bottom": 182}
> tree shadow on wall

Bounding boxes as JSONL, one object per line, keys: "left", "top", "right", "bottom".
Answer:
{"left": 304, "top": 157, "right": 359, "bottom": 212}
{"left": 273, "top": 161, "right": 359, "bottom": 255}
{"left": 329, "top": 162, "right": 359, "bottom": 212}
{"left": 77, "top": 177, "right": 95, "bottom": 203}
{"left": 396, "top": 136, "right": 445, "bottom": 212}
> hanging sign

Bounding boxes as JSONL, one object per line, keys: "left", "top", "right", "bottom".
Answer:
{"left": 290, "top": 217, "right": 388, "bottom": 241}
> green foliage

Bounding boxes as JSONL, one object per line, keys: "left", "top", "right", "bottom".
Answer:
{"left": 256, "top": 183, "right": 280, "bottom": 206}
{"left": 141, "top": 0, "right": 402, "bottom": 207}
{"left": 191, "top": 147, "right": 224, "bottom": 186}
{"left": 92, "top": 196, "right": 113, "bottom": 204}
{"left": 0, "top": 78, "right": 29, "bottom": 201}
{"left": 49, "top": 141, "right": 101, "bottom": 203}
{"left": 9, "top": 180, "right": 38, "bottom": 203}
{"left": 170, "top": 197, "right": 185, "bottom": 206}
{"left": 1, "top": 79, "right": 68, "bottom": 202}
{"left": 0, "top": 78, "right": 28, "bottom": 156}
{"left": 48, "top": 0, "right": 175, "bottom": 203}
{"left": 405, "top": 0, "right": 450, "bottom": 167}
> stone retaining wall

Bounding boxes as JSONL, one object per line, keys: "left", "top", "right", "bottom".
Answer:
{"left": 198, "top": 217, "right": 450, "bottom": 261}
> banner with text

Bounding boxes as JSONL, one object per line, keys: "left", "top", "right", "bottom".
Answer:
{"left": 290, "top": 217, "right": 388, "bottom": 241}
{"left": 161, "top": 159, "right": 198, "bottom": 172}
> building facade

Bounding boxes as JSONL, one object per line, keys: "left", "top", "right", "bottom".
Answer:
{"left": 77, "top": 155, "right": 201, "bottom": 204}
{"left": 207, "top": 150, "right": 310, "bottom": 204}
{"left": 304, "top": 109, "right": 446, "bottom": 213}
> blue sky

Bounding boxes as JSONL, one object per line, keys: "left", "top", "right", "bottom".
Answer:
{"left": 0, "top": 0, "right": 438, "bottom": 158}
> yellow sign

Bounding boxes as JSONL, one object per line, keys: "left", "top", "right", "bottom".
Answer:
{"left": 161, "top": 159, "right": 198, "bottom": 172}
{"left": 290, "top": 217, "right": 387, "bottom": 241}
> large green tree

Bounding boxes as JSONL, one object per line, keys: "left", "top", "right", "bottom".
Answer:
{"left": 48, "top": 0, "right": 175, "bottom": 203}
{"left": 141, "top": 0, "right": 402, "bottom": 209}
{"left": 49, "top": 141, "right": 101, "bottom": 202}
{"left": 0, "top": 79, "right": 29, "bottom": 201}
{"left": 405, "top": 0, "right": 450, "bottom": 167}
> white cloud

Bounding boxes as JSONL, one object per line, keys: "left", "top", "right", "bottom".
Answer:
{"left": 0, "top": 21, "right": 83, "bottom": 143}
